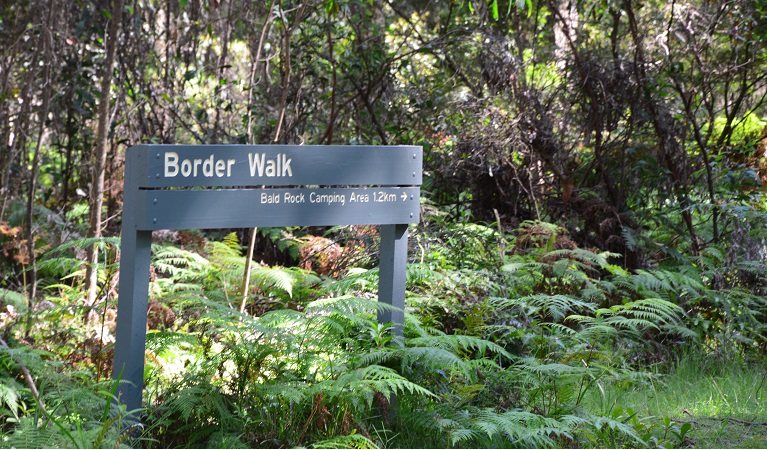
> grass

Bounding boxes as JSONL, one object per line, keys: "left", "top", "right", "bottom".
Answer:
{"left": 583, "top": 351, "right": 767, "bottom": 448}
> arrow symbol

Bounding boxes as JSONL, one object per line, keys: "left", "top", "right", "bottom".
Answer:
{"left": 401, "top": 192, "right": 407, "bottom": 201}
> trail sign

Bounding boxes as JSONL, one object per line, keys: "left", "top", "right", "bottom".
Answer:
{"left": 113, "top": 145, "right": 421, "bottom": 412}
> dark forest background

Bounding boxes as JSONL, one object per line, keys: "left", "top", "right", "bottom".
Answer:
{"left": 2, "top": 1, "right": 767, "bottom": 448}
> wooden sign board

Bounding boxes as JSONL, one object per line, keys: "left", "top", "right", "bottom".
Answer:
{"left": 113, "top": 145, "right": 421, "bottom": 412}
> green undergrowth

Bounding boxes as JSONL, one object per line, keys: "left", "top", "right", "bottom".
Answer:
{"left": 2, "top": 220, "right": 767, "bottom": 448}
{"left": 582, "top": 352, "right": 767, "bottom": 448}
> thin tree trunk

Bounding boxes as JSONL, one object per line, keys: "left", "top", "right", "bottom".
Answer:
{"left": 24, "top": 2, "right": 56, "bottom": 326}
{"left": 84, "top": 0, "right": 123, "bottom": 319}
{"left": 60, "top": 88, "right": 77, "bottom": 214}
{"left": 319, "top": 14, "right": 337, "bottom": 145}
{"left": 272, "top": 21, "right": 292, "bottom": 143}
{"left": 212, "top": 1, "right": 233, "bottom": 144}
{"left": 25, "top": 56, "right": 52, "bottom": 308}
{"left": 245, "top": 4, "right": 274, "bottom": 143}
{"left": 3, "top": 49, "right": 37, "bottom": 223}
{"left": 624, "top": 0, "right": 700, "bottom": 253}
{"left": 272, "top": 1, "right": 309, "bottom": 143}
{"left": 241, "top": 4, "right": 275, "bottom": 313}
{"left": 239, "top": 227, "right": 257, "bottom": 314}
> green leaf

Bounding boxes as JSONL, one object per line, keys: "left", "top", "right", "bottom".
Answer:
{"left": 519, "top": 0, "right": 533, "bottom": 18}
{"left": 492, "top": 0, "right": 499, "bottom": 20}
{"left": 325, "top": 0, "right": 339, "bottom": 15}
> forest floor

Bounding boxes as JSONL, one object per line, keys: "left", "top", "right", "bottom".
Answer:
{"left": 583, "top": 353, "right": 767, "bottom": 448}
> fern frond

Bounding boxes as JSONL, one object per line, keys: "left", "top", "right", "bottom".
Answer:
{"left": 251, "top": 266, "right": 298, "bottom": 298}
{"left": 35, "top": 256, "right": 88, "bottom": 279}
{"left": 546, "top": 322, "right": 578, "bottom": 336}
{"left": 0, "top": 377, "right": 22, "bottom": 420}
{"left": 406, "top": 263, "right": 449, "bottom": 286}
{"left": 350, "top": 365, "right": 437, "bottom": 399}
{"left": 152, "top": 244, "right": 211, "bottom": 284}
{"left": 603, "top": 316, "right": 656, "bottom": 330}
{"left": 222, "top": 232, "right": 242, "bottom": 252}
{"left": 442, "top": 407, "right": 574, "bottom": 448}
{"left": 258, "top": 308, "right": 305, "bottom": 328}
{"left": 617, "top": 268, "right": 705, "bottom": 302}
{"left": 311, "top": 433, "right": 378, "bottom": 449}
{"left": 353, "top": 350, "right": 398, "bottom": 368}
{"left": 145, "top": 330, "right": 197, "bottom": 353}
{"left": 545, "top": 248, "right": 620, "bottom": 269}
{"left": 448, "top": 426, "right": 481, "bottom": 446}
{"left": 42, "top": 236, "right": 121, "bottom": 256}
{"left": 3, "top": 417, "right": 66, "bottom": 448}
{"left": 401, "top": 345, "right": 470, "bottom": 378}
{"left": 661, "top": 323, "right": 700, "bottom": 340}
{"left": 327, "top": 268, "right": 379, "bottom": 295}
{"left": 604, "top": 298, "right": 683, "bottom": 324}
{"left": 409, "top": 333, "right": 513, "bottom": 361}
{"left": 492, "top": 294, "right": 596, "bottom": 321}
{"left": 582, "top": 410, "right": 646, "bottom": 446}
{"left": 0, "top": 288, "right": 27, "bottom": 310}
{"left": 524, "top": 361, "right": 591, "bottom": 377}
{"left": 307, "top": 295, "right": 385, "bottom": 316}
{"left": 259, "top": 381, "right": 309, "bottom": 405}
{"left": 206, "top": 240, "right": 244, "bottom": 260}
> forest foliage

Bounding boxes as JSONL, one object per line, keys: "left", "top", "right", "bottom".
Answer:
{"left": 1, "top": 0, "right": 767, "bottom": 448}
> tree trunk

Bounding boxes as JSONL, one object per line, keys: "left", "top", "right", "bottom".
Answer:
{"left": 84, "top": 0, "right": 123, "bottom": 320}
{"left": 24, "top": 2, "right": 56, "bottom": 331}
{"left": 239, "top": 227, "right": 257, "bottom": 314}
{"left": 241, "top": 4, "right": 275, "bottom": 313}
{"left": 624, "top": 0, "right": 700, "bottom": 254}
{"left": 552, "top": 0, "right": 578, "bottom": 69}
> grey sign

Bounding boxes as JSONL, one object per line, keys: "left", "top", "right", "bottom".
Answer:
{"left": 113, "top": 145, "right": 421, "bottom": 415}
{"left": 129, "top": 144, "right": 422, "bottom": 188}
{"left": 137, "top": 187, "right": 420, "bottom": 230}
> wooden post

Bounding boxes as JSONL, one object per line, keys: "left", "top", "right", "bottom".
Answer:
{"left": 378, "top": 224, "right": 408, "bottom": 336}
{"left": 113, "top": 150, "right": 152, "bottom": 413}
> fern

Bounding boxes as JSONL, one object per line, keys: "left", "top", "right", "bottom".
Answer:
{"left": 142, "top": 289, "right": 539, "bottom": 447}
{"left": 327, "top": 263, "right": 448, "bottom": 296}
{"left": 0, "top": 288, "right": 27, "bottom": 310}
{"left": 326, "top": 268, "right": 379, "bottom": 295}
{"left": 400, "top": 345, "right": 468, "bottom": 376}
{"left": 613, "top": 268, "right": 704, "bottom": 301}
{"left": 409, "top": 332, "right": 514, "bottom": 362}
{"left": 258, "top": 381, "right": 308, "bottom": 406}
{"left": 327, "top": 365, "right": 437, "bottom": 403}
{"left": 41, "top": 236, "right": 121, "bottom": 256}
{"left": 152, "top": 244, "right": 211, "bottom": 282}
{"left": 250, "top": 265, "right": 298, "bottom": 298}
{"left": 3, "top": 417, "right": 66, "bottom": 449}
{"left": 311, "top": 433, "right": 378, "bottom": 449}
{"left": 491, "top": 294, "right": 597, "bottom": 322}
{"left": 437, "top": 406, "right": 578, "bottom": 448}
{"left": 35, "top": 237, "right": 120, "bottom": 284}
{"left": 601, "top": 298, "right": 683, "bottom": 324}
{"left": 0, "top": 377, "right": 22, "bottom": 421}
{"left": 1, "top": 374, "right": 139, "bottom": 449}
{"left": 545, "top": 248, "right": 618, "bottom": 270}
{"left": 145, "top": 330, "right": 198, "bottom": 354}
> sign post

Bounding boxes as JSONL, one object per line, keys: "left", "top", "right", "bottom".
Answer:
{"left": 113, "top": 145, "right": 421, "bottom": 412}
